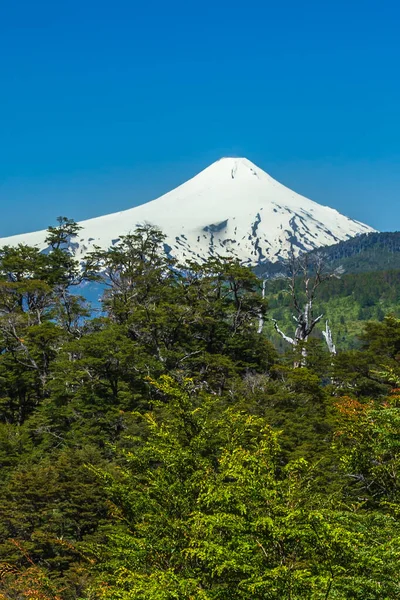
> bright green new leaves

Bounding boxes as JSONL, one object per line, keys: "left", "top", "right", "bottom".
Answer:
{"left": 88, "top": 377, "right": 400, "bottom": 599}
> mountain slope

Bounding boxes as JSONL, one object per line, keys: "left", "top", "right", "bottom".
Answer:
{"left": 0, "top": 158, "right": 375, "bottom": 266}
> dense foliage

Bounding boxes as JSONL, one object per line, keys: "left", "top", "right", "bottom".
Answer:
{"left": 0, "top": 220, "right": 399, "bottom": 599}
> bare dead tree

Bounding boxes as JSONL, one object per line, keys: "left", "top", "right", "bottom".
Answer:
{"left": 322, "top": 320, "right": 336, "bottom": 355}
{"left": 272, "top": 252, "right": 341, "bottom": 364}
{"left": 257, "top": 279, "right": 267, "bottom": 334}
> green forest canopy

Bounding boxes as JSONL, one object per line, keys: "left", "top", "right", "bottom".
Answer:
{"left": 0, "top": 219, "right": 399, "bottom": 599}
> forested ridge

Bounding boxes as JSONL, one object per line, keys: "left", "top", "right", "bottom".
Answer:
{"left": 0, "top": 219, "right": 399, "bottom": 599}
{"left": 307, "top": 231, "right": 400, "bottom": 273}
{"left": 256, "top": 231, "right": 400, "bottom": 277}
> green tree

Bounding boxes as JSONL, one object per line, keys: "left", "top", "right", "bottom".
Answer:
{"left": 0, "top": 218, "right": 90, "bottom": 424}
{"left": 87, "top": 377, "right": 400, "bottom": 599}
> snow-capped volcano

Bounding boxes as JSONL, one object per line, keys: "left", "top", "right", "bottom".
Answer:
{"left": 0, "top": 158, "right": 375, "bottom": 266}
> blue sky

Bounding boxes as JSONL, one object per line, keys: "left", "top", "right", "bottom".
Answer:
{"left": 1, "top": 0, "right": 399, "bottom": 237}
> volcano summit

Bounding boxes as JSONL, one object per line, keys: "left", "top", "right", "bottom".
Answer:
{"left": 0, "top": 158, "right": 375, "bottom": 266}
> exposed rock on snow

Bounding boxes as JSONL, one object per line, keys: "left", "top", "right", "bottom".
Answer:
{"left": 0, "top": 158, "right": 375, "bottom": 266}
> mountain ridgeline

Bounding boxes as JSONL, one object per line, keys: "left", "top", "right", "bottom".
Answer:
{"left": 0, "top": 157, "right": 374, "bottom": 267}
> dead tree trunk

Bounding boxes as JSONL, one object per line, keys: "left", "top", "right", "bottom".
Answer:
{"left": 257, "top": 279, "right": 267, "bottom": 334}
{"left": 322, "top": 320, "right": 336, "bottom": 355}
{"left": 272, "top": 252, "right": 340, "bottom": 366}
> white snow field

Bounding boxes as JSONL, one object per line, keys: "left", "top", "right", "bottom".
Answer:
{"left": 0, "top": 158, "right": 375, "bottom": 266}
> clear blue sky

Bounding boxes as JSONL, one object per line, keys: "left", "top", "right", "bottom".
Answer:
{"left": 1, "top": 0, "right": 399, "bottom": 237}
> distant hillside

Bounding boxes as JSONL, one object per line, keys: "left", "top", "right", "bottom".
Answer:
{"left": 263, "top": 268, "right": 400, "bottom": 351}
{"left": 307, "top": 231, "right": 400, "bottom": 273}
{"left": 256, "top": 231, "right": 400, "bottom": 277}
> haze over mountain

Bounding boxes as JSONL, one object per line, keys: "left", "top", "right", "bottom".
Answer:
{"left": 0, "top": 158, "right": 375, "bottom": 266}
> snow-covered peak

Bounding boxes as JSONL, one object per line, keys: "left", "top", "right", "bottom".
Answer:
{"left": 0, "top": 157, "right": 376, "bottom": 266}
{"left": 169, "top": 157, "right": 274, "bottom": 190}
